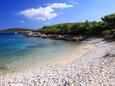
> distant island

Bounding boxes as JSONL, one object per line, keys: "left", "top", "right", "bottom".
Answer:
{"left": 0, "top": 28, "right": 32, "bottom": 32}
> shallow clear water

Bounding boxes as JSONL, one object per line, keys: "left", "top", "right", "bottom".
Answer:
{"left": 0, "top": 33, "right": 80, "bottom": 73}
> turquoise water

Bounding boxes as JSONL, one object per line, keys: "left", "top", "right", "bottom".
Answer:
{"left": 0, "top": 33, "right": 79, "bottom": 72}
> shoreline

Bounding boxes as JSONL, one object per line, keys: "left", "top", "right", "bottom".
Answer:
{"left": 52, "top": 43, "right": 95, "bottom": 65}
{"left": 26, "top": 32, "right": 85, "bottom": 41}
{"left": 0, "top": 38, "right": 114, "bottom": 86}
{"left": 0, "top": 41, "right": 94, "bottom": 76}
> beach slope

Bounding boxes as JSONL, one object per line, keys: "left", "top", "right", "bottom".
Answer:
{"left": 0, "top": 38, "right": 115, "bottom": 86}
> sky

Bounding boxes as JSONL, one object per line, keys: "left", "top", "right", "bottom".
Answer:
{"left": 0, "top": 0, "right": 115, "bottom": 29}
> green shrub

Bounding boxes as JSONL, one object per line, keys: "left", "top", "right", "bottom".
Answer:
{"left": 102, "top": 30, "right": 112, "bottom": 37}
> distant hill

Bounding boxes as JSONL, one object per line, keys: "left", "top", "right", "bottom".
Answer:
{"left": 0, "top": 28, "right": 32, "bottom": 32}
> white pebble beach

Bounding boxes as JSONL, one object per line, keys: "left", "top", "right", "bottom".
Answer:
{"left": 0, "top": 38, "right": 115, "bottom": 86}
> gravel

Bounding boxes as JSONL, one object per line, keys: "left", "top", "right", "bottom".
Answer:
{"left": 0, "top": 39, "right": 115, "bottom": 86}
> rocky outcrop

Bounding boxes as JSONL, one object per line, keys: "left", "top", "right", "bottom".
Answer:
{"left": 26, "top": 32, "right": 84, "bottom": 41}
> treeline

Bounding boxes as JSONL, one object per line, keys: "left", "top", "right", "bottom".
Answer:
{"left": 35, "top": 13, "right": 115, "bottom": 38}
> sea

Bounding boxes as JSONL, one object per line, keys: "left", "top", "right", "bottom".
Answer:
{"left": 0, "top": 32, "right": 80, "bottom": 74}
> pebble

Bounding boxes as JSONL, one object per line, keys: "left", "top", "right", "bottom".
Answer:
{"left": 0, "top": 39, "right": 115, "bottom": 86}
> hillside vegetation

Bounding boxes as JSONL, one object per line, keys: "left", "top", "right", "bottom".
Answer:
{"left": 35, "top": 13, "right": 115, "bottom": 38}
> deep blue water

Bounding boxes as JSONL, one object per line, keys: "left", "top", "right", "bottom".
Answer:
{"left": 0, "top": 33, "right": 79, "bottom": 72}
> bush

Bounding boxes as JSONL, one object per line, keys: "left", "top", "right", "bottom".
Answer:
{"left": 102, "top": 30, "right": 112, "bottom": 37}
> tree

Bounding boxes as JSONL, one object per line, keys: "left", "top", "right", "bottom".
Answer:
{"left": 101, "top": 13, "right": 115, "bottom": 29}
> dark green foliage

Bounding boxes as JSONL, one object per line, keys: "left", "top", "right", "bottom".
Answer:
{"left": 102, "top": 13, "right": 115, "bottom": 29}
{"left": 37, "top": 21, "right": 108, "bottom": 36}
{"left": 101, "top": 13, "right": 115, "bottom": 24}
{"left": 102, "top": 30, "right": 112, "bottom": 37}
{"left": 34, "top": 13, "right": 115, "bottom": 38}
